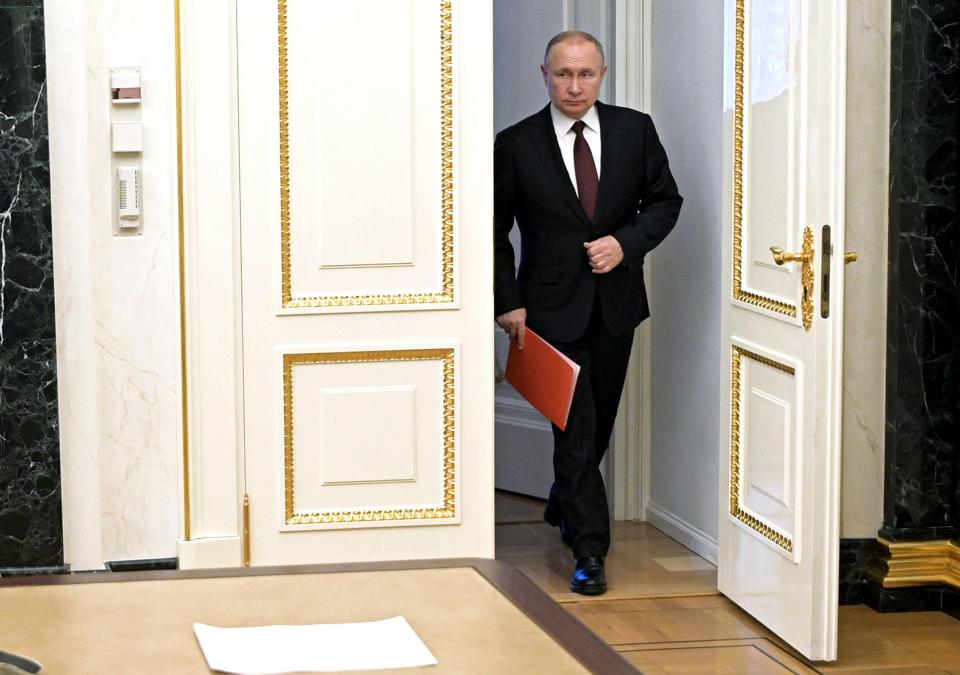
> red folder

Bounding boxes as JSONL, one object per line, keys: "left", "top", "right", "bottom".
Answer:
{"left": 504, "top": 327, "right": 581, "bottom": 431}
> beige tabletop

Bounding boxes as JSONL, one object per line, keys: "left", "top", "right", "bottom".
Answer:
{"left": 0, "top": 560, "right": 636, "bottom": 674}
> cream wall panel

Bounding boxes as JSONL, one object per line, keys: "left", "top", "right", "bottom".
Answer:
{"left": 48, "top": 0, "right": 105, "bottom": 572}
{"left": 50, "top": 0, "right": 181, "bottom": 570}
{"left": 840, "top": 0, "right": 889, "bottom": 538}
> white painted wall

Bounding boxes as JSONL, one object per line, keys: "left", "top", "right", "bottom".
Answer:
{"left": 494, "top": 0, "right": 564, "bottom": 135}
{"left": 47, "top": 0, "right": 180, "bottom": 570}
{"left": 644, "top": 0, "right": 725, "bottom": 562}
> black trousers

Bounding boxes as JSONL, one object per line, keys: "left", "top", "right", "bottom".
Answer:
{"left": 543, "top": 300, "right": 635, "bottom": 558}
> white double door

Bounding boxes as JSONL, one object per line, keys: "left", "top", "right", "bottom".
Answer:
{"left": 179, "top": 0, "right": 847, "bottom": 662}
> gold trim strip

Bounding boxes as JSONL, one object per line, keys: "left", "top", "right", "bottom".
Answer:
{"left": 242, "top": 493, "right": 251, "bottom": 567}
{"left": 283, "top": 348, "right": 456, "bottom": 525}
{"left": 731, "top": 0, "right": 798, "bottom": 320}
{"left": 174, "top": 0, "right": 191, "bottom": 541}
{"left": 278, "top": 0, "right": 291, "bottom": 306}
{"left": 876, "top": 538, "right": 960, "bottom": 591}
{"left": 278, "top": 0, "right": 455, "bottom": 309}
{"left": 729, "top": 345, "right": 795, "bottom": 553}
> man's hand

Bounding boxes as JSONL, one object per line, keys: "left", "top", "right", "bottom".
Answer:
{"left": 583, "top": 236, "right": 624, "bottom": 274}
{"left": 496, "top": 307, "right": 527, "bottom": 350}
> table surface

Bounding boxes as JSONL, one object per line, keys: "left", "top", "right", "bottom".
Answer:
{"left": 0, "top": 558, "right": 637, "bottom": 674}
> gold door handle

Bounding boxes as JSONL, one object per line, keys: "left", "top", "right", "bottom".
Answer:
{"left": 769, "top": 227, "right": 815, "bottom": 330}
{"left": 770, "top": 246, "right": 812, "bottom": 265}
{"left": 844, "top": 252, "right": 858, "bottom": 264}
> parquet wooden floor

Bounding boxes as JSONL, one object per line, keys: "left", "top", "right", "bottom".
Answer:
{"left": 494, "top": 491, "right": 960, "bottom": 674}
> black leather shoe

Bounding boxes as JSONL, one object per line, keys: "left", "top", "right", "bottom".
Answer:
{"left": 570, "top": 556, "right": 607, "bottom": 595}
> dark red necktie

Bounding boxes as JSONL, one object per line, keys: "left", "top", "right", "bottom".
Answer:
{"left": 572, "top": 120, "right": 599, "bottom": 220}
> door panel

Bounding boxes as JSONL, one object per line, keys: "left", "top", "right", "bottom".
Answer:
{"left": 236, "top": 0, "right": 493, "bottom": 565}
{"left": 283, "top": 0, "right": 450, "bottom": 306}
{"left": 742, "top": 0, "right": 802, "bottom": 308}
{"left": 720, "top": 0, "right": 845, "bottom": 661}
{"left": 281, "top": 347, "right": 456, "bottom": 529}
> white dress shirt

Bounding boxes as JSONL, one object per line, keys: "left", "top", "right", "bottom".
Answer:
{"left": 550, "top": 104, "right": 602, "bottom": 197}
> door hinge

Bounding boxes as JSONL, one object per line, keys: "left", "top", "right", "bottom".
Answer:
{"left": 242, "top": 493, "right": 251, "bottom": 567}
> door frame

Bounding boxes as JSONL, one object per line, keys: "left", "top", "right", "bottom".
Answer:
{"left": 611, "top": 0, "right": 653, "bottom": 522}
{"left": 175, "top": 0, "right": 654, "bottom": 567}
{"left": 175, "top": 0, "right": 247, "bottom": 568}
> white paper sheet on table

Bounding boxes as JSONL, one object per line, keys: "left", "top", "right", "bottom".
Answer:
{"left": 193, "top": 616, "right": 438, "bottom": 674}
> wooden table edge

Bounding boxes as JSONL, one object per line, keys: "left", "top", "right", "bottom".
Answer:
{"left": 0, "top": 558, "right": 638, "bottom": 674}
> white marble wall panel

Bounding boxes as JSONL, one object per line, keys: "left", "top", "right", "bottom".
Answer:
{"left": 50, "top": 0, "right": 180, "bottom": 569}
{"left": 840, "top": 0, "right": 890, "bottom": 538}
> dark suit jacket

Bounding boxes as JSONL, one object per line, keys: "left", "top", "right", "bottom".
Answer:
{"left": 494, "top": 101, "right": 682, "bottom": 344}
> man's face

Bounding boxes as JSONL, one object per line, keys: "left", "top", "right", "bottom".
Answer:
{"left": 541, "top": 39, "right": 607, "bottom": 119}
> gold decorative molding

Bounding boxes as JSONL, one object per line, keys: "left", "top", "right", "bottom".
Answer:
{"left": 283, "top": 348, "right": 456, "bottom": 525}
{"left": 873, "top": 538, "right": 960, "bottom": 591}
{"left": 729, "top": 345, "right": 794, "bottom": 553}
{"left": 174, "top": 0, "right": 191, "bottom": 541}
{"left": 277, "top": 0, "right": 455, "bottom": 309}
{"left": 731, "top": 0, "right": 798, "bottom": 321}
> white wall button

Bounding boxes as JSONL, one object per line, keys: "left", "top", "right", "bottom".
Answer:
{"left": 112, "top": 122, "right": 143, "bottom": 153}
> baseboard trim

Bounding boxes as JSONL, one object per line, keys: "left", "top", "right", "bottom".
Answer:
{"left": 495, "top": 396, "right": 552, "bottom": 432}
{"left": 645, "top": 502, "right": 718, "bottom": 565}
{"left": 839, "top": 538, "right": 882, "bottom": 605}
{"left": 872, "top": 538, "right": 960, "bottom": 591}
{"left": 177, "top": 536, "right": 242, "bottom": 569}
{"left": 106, "top": 557, "right": 179, "bottom": 573}
{"left": 0, "top": 564, "right": 70, "bottom": 577}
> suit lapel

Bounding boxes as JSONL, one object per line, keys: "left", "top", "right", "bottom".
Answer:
{"left": 531, "top": 105, "right": 593, "bottom": 228}
{"left": 594, "top": 101, "right": 621, "bottom": 227}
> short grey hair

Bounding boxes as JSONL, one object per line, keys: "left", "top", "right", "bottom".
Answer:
{"left": 543, "top": 31, "right": 606, "bottom": 68}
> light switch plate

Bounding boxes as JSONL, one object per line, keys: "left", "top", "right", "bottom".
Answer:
{"left": 112, "top": 122, "right": 143, "bottom": 153}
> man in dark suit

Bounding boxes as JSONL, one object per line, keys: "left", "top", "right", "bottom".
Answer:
{"left": 494, "top": 31, "right": 682, "bottom": 595}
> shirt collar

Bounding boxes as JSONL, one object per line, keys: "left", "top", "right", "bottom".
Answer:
{"left": 550, "top": 103, "right": 601, "bottom": 138}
